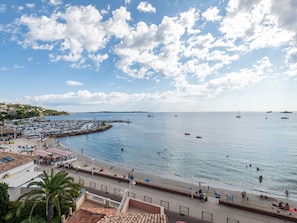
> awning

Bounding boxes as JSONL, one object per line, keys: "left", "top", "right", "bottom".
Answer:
{"left": 46, "top": 148, "right": 73, "bottom": 156}
{"left": 35, "top": 150, "right": 59, "bottom": 159}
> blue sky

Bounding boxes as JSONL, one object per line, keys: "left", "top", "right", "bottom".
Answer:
{"left": 0, "top": 0, "right": 297, "bottom": 112}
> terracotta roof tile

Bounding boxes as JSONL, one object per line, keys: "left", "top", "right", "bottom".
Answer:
{"left": 0, "top": 151, "right": 35, "bottom": 174}
{"left": 98, "top": 213, "right": 168, "bottom": 223}
{"left": 67, "top": 209, "right": 104, "bottom": 223}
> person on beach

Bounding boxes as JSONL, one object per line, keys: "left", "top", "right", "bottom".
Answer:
{"left": 241, "top": 191, "right": 247, "bottom": 202}
{"left": 286, "top": 189, "right": 289, "bottom": 198}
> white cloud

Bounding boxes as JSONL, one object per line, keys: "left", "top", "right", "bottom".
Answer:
{"left": 14, "top": 65, "right": 24, "bottom": 69}
{"left": 18, "top": 14, "right": 66, "bottom": 42}
{"left": 16, "top": 6, "right": 24, "bottom": 11}
{"left": 271, "top": 0, "right": 297, "bottom": 34}
{"left": 125, "top": 0, "right": 131, "bottom": 4}
{"left": 114, "top": 9, "right": 200, "bottom": 79}
{"left": 50, "top": 0, "right": 63, "bottom": 6}
{"left": 65, "top": 80, "right": 83, "bottom": 86}
{"left": 202, "top": 7, "right": 221, "bottom": 22}
{"left": 13, "top": 90, "right": 183, "bottom": 112}
{"left": 0, "top": 4, "right": 6, "bottom": 13}
{"left": 284, "top": 46, "right": 297, "bottom": 77}
{"left": 7, "top": 1, "right": 297, "bottom": 106}
{"left": 26, "top": 3, "right": 35, "bottom": 9}
{"left": 137, "top": 2, "right": 156, "bottom": 13}
{"left": 0, "top": 67, "right": 8, "bottom": 71}
{"left": 104, "top": 6, "right": 132, "bottom": 38}
{"left": 219, "top": 0, "right": 295, "bottom": 53}
{"left": 89, "top": 53, "right": 109, "bottom": 70}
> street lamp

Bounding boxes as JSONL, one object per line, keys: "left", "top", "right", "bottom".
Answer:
{"left": 191, "top": 176, "right": 194, "bottom": 199}
{"left": 91, "top": 158, "right": 94, "bottom": 175}
{"left": 129, "top": 177, "right": 136, "bottom": 197}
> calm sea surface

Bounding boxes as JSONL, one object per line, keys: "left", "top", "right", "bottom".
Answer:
{"left": 47, "top": 112, "right": 297, "bottom": 199}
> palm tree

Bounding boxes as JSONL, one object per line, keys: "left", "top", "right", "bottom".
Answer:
{"left": 18, "top": 169, "right": 81, "bottom": 223}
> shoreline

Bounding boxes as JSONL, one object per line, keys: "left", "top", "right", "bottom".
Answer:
{"left": 35, "top": 137, "right": 297, "bottom": 201}
{"left": 6, "top": 136, "right": 297, "bottom": 218}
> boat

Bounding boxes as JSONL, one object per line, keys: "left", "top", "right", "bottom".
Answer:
{"left": 235, "top": 110, "right": 241, "bottom": 118}
{"left": 280, "top": 111, "right": 291, "bottom": 119}
{"left": 266, "top": 111, "right": 272, "bottom": 113}
{"left": 184, "top": 133, "right": 190, "bottom": 136}
{"left": 281, "top": 111, "right": 292, "bottom": 113}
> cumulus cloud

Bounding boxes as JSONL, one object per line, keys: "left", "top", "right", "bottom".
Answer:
{"left": 5, "top": 1, "right": 296, "bottom": 110}
{"left": 137, "top": 2, "right": 156, "bottom": 13}
{"left": 202, "top": 7, "right": 221, "bottom": 22}
{"left": 11, "top": 3, "right": 295, "bottom": 82}
{"left": 65, "top": 80, "right": 83, "bottom": 86}
{"left": 220, "top": 0, "right": 295, "bottom": 51}
{"left": 271, "top": 0, "right": 297, "bottom": 33}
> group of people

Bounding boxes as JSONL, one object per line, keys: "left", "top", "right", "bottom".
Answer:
{"left": 195, "top": 189, "right": 208, "bottom": 201}
{"left": 278, "top": 201, "right": 290, "bottom": 210}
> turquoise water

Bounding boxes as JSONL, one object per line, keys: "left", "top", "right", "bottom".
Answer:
{"left": 48, "top": 112, "right": 297, "bottom": 199}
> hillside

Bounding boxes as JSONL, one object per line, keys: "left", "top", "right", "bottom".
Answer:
{"left": 0, "top": 103, "right": 68, "bottom": 121}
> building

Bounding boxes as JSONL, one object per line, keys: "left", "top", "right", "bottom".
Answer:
{"left": 65, "top": 190, "right": 168, "bottom": 223}
{"left": 0, "top": 151, "right": 42, "bottom": 200}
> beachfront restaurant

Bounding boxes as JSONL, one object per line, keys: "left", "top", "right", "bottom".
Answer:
{"left": 34, "top": 147, "right": 77, "bottom": 165}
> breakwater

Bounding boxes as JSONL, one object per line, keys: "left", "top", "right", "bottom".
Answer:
{"left": 51, "top": 124, "right": 113, "bottom": 138}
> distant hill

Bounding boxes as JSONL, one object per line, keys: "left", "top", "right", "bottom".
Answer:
{"left": 0, "top": 103, "right": 68, "bottom": 121}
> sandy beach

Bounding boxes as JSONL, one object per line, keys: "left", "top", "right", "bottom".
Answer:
{"left": 5, "top": 136, "right": 297, "bottom": 220}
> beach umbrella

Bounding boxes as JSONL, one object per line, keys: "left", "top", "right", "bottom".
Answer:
{"left": 145, "top": 178, "right": 151, "bottom": 183}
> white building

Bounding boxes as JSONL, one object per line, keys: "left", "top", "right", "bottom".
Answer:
{"left": 0, "top": 151, "right": 42, "bottom": 201}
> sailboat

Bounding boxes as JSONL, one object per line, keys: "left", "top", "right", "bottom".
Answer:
{"left": 280, "top": 111, "right": 291, "bottom": 119}
{"left": 236, "top": 110, "right": 241, "bottom": 118}
{"left": 281, "top": 114, "right": 289, "bottom": 119}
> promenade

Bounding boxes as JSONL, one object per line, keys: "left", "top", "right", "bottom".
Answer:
{"left": 40, "top": 165, "right": 294, "bottom": 223}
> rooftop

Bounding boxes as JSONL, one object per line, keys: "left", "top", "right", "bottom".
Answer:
{"left": 0, "top": 151, "right": 35, "bottom": 174}
{"left": 98, "top": 212, "right": 168, "bottom": 223}
{"left": 66, "top": 191, "right": 168, "bottom": 223}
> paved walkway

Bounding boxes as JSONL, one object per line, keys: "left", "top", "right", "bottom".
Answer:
{"left": 42, "top": 166, "right": 295, "bottom": 223}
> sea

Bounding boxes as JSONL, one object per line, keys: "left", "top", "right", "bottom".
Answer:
{"left": 46, "top": 112, "right": 297, "bottom": 199}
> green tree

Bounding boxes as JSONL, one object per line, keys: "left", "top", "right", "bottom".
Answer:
{"left": 18, "top": 169, "right": 81, "bottom": 223}
{"left": 0, "top": 182, "right": 9, "bottom": 223}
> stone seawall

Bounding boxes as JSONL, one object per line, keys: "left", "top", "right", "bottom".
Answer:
{"left": 51, "top": 124, "right": 113, "bottom": 138}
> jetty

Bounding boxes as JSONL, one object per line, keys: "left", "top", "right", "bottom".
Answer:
{"left": 50, "top": 124, "right": 113, "bottom": 138}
